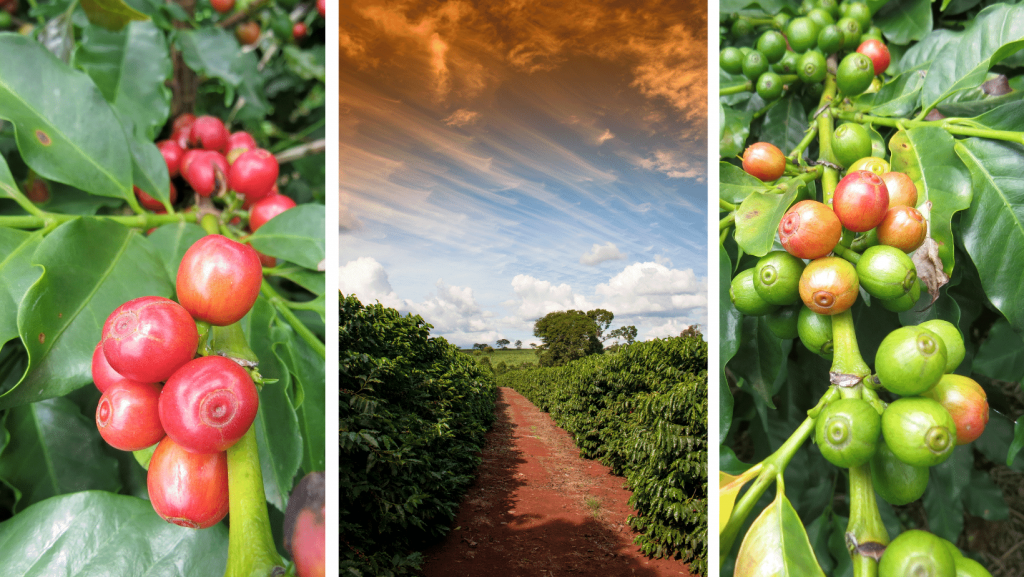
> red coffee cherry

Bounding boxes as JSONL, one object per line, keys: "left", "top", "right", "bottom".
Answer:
{"left": 881, "top": 171, "right": 918, "bottom": 208}
{"left": 101, "top": 296, "right": 199, "bottom": 384}
{"left": 156, "top": 139, "right": 184, "bottom": 177}
{"left": 92, "top": 342, "right": 142, "bottom": 393}
{"left": 226, "top": 131, "right": 258, "bottom": 158}
{"left": 236, "top": 21, "right": 260, "bottom": 46}
{"left": 183, "top": 150, "right": 230, "bottom": 197}
{"left": 147, "top": 437, "right": 229, "bottom": 529}
{"left": 171, "top": 113, "right": 197, "bottom": 135}
{"left": 159, "top": 356, "right": 260, "bottom": 454}
{"left": 176, "top": 235, "right": 263, "bottom": 326}
{"left": 96, "top": 381, "right": 165, "bottom": 451}
{"left": 317, "top": 0, "right": 325, "bottom": 16}
{"left": 210, "top": 0, "right": 234, "bottom": 13}
{"left": 249, "top": 193, "right": 297, "bottom": 231}
{"left": 229, "top": 148, "right": 279, "bottom": 201}
{"left": 134, "top": 181, "right": 178, "bottom": 212}
{"left": 742, "top": 142, "right": 786, "bottom": 182}
{"left": 285, "top": 472, "right": 326, "bottom": 577}
{"left": 188, "top": 115, "right": 230, "bottom": 153}
{"left": 833, "top": 170, "right": 889, "bottom": 232}
{"left": 877, "top": 205, "right": 927, "bottom": 253}
{"left": 856, "top": 38, "right": 890, "bottom": 76}
{"left": 798, "top": 256, "right": 859, "bottom": 315}
{"left": 922, "top": 374, "right": 989, "bottom": 445}
{"left": 292, "top": 22, "right": 308, "bottom": 40}
{"left": 779, "top": 200, "right": 842, "bottom": 259}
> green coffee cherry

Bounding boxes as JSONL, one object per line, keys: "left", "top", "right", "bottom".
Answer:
{"left": 773, "top": 12, "right": 792, "bottom": 29}
{"left": 797, "top": 50, "right": 827, "bottom": 84}
{"left": 732, "top": 18, "right": 754, "bottom": 38}
{"left": 881, "top": 278, "right": 921, "bottom": 313}
{"left": 720, "top": 47, "right": 745, "bottom": 75}
{"left": 857, "top": 245, "right": 917, "bottom": 301}
{"left": 871, "top": 437, "right": 929, "bottom": 505}
{"left": 878, "top": 530, "right": 957, "bottom": 577}
{"left": 787, "top": 17, "right": 821, "bottom": 52}
{"left": 731, "top": 268, "right": 780, "bottom": 316}
{"left": 766, "top": 305, "right": 801, "bottom": 340}
{"left": 797, "top": 306, "right": 833, "bottom": 358}
{"left": 742, "top": 50, "right": 770, "bottom": 81}
{"left": 818, "top": 0, "right": 841, "bottom": 18}
{"left": 836, "top": 17, "right": 862, "bottom": 50}
{"left": 806, "top": 7, "right": 835, "bottom": 28}
{"left": 757, "top": 30, "right": 788, "bottom": 63}
{"left": 754, "top": 251, "right": 806, "bottom": 305}
{"left": 830, "top": 123, "right": 872, "bottom": 168}
{"left": 816, "top": 24, "right": 845, "bottom": 54}
{"left": 918, "top": 319, "right": 965, "bottom": 374}
{"left": 882, "top": 397, "right": 957, "bottom": 467}
{"left": 815, "top": 398, "right": 880, "bottom": 467}
{"left": 757, "top": 72, "right": 785, "bottom": 101}
{"left": 837, "top": 52, "right": 875, "bottom": 95}
{"left": 773, "top": 50, "right": 801, "bottom": 75}
{"left": 845, "top": 1, "right": 872, "bottom": 29}
{"left": 875, "top": 325, "right": 947, "bottom": 396}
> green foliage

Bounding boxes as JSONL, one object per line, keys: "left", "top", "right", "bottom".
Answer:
{"left": 533, "top": 309, "right": 606, "bottom": 366}
{"left": 340, "top": 295, "right": 498, "bottom": 576}
{"left": 500, "top": 336, "right": 708, "bottom": 575}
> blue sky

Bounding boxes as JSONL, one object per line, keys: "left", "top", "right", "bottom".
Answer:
{"left": 340, "top": 0, "right": 708, "bottom": 348}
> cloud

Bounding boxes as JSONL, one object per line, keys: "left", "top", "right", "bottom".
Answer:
{"left": 444, "top": 108, "right": 481, "bottom": 126}
{"left": 638, "top": 149, "right": 705, "bottom": 182}
{"left": 643, "top": 318, "right": 701, "bottom": 340}
{"left": 594, "top": 262, "right": 707, "bottom": 316}
{"left": 595, "top": 128, "right": 614, "bottom": 145}
{"left": 505, "top": 274, "right": 594, "bottom": 322}
{"left": 339, "top": 257, "right": 402, "bottom": 308}
{"left": 580, "top": 242, "right": 626, "bottom": 266}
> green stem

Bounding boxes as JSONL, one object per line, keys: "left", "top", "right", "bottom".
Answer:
{"left": 720, "top": 213, "right": 736, "bottom": 230}
{"left": 721, "top": 198, "right": 738, "bottom": 211}
{"left": 0, "top": 211, "right": 196, "bottom": 230}
{"left": 833, "top": 243, "right": 861, "bottom": 264}
{"left": 721, "top": 81, "right": 753, "bottom": 96}
{"left": 771, "top": 165, "right": 824, "bottom": 196}
{"left": 260, "top": 280, "right": 325, "bottom": 359}
{"left": 818, "top": 75, "right": 840, "bottom": 205}
{"left": 788, "top": 127, "right": 819, "bottom": 165}
{"left": 829, "top": 310, "right": 872, "bottom": 384}
{"left": 224, "top": 425, "right": 285, "bottom": 577}
{"left": 847, "top": 464, "right": 889, "bottom": 577}
{"left": 720, "top": 227, "right": 731, "bottom": 246}
{"left": 836, "top": 111, "right": 1024, "bottom": 145}
{"left": 720, "top": 386, "right": 842, "bottom": 560}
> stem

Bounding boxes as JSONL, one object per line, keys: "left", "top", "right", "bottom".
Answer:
{"left": 0, "top": 211, "right": 196, "bottom": 230}
{"left": 224, "top": 425, "right": 285, "bottom": 577}
{"left": 218, "top": 0, "right": 272, "bottom": 27}
{"left": 818, "top": 75, "right": 840, "bottom": 205}
{"left": 720, "top": 227, "right": 731, "bottom": 246}
{"left": 788, "top": 127, "right": 819, "bottom": 165}
{"left": 829, "top": 310, "right": 872, "bottom": 384}
{"left": 721, "top": 81, "right": 753, "bottom": 96}
{"left": 720, "top": 213, "right": 736, "bottom": 230}
{"left": 833, "top": 243, "right": 861, "bottom": 264}
{"left": 720, "top": 386, "right": 842, "bottom": 560}
{"left": 260, "top": 280, "right": 325, "bottom": 359}
{"left": 721, "top": 198, "right": 737, "bottom": 211}
{"left": 847, "top": 464, "right": 889, "bottom": 577}
{"left": 836, "top": 111, "right": 1024, "bottom": 145}
{"left": 273, "top": 138, "right": 326, "bottom": 163}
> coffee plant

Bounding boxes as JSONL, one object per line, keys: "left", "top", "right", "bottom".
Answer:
{"left": 500, "top": 336, "right": 709, "bottom": 575}
{"left": 340, "top": 295, "right": 499, "bottom": 576}
{"left": 720, "top": 1, "right": 1024, "bottom": 575}
{"left": 0, "top": 1, "right": 325, "bottom": 576}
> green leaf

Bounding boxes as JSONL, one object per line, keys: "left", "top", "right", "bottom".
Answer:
{"left": 0, "top": 147, "right": 19, "bottom": 199}
{"left": 734, "top": 491, "right": 826, "bottom": 577}
{"left": 937, "top": 78, "right": 1024, "bottom": 118}
{"left": 74, "top": 21, "right": 172, "bottom": 141}
{"left": 0, "top": 492, "right": 228, "bottom": 576}
{"left": 956, "top": 138, "right": 1024, "bottom": 334}
{"left": 0, "top": 398, "right": 120, "bottom": 511}
{"left": 721, "top": 104, "right": 754, "bottom": 159}
{"left": 81, "top": 0, "right": 149, "bottom": 31}
{"left": 277, "top": 320, "right": 326, "bottom": 472}
{"left": 729, "top": 316, "right": 783, "bottom": 410}
{"left": 282, "top": 44, "right": 326, "bottom": 82}
{"left": 721, "top": 246, "right": 741, "bottom": 439}
{"left": 761, "top": 96, "right": 806, "bottom": 155}
{"left": 920, "top": 4, "right": 1024, "bottom": 112}
{"left": 962, "top": 469, "right": 1008, "bottom": 521}
{"left": 249, "top": 203, "right": 325, "bottom": 271}
{"left": 146, "top": 221, "right": 207, "bottom": 285}
{"left": 269, "top": 266, "right": 324, "bottom": 296}
{"left": 0, "top": 229, "right": 43, "bottom": 345}
{"left": 922, "top": 445, "right": 972, "bottom": 542}
{"left": 973, "top": 318, "right": 1024, "bottom": 381}
{"left": 734, "top": 187, "right": 799, "bottom": 258}
{"left": 961, "top": 101, "right": 1024, "bottom": 132}
{"left": 873, "top": 0, "right": 932, "bottom": 45}
{"left": 722, "top": 161, "right": 768, "bottom": 204}
{"left": 888, "top": 127, "right": 972, "bottom": 275}
{"left": 2, "top": 219, "right": 171, "bottom": 410}
{"left": 1009, "top": 417, "right": 1024, "bottom": 466}
{"left": 0, "top": 34, "right": 132, "bottom": 201}
{"left": 851, "top": 64, "right": 927, "bottom": 118}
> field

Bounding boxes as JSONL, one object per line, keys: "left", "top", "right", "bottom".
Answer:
{"left": 459, "top": 348, "right": 540, "bottom": 367}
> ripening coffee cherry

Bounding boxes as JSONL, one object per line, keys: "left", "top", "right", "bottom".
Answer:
{"left": 226, "top": 131, "right": 258, "bottom": 158}
{"left": 183, "top": 150, "right": 230, "bottom": 197}
{"left": 847, "top": 156, "right": 890, "bottom": 177}
{"left": 176, "top": 235, "right": 263, "bottom": 326}
{"left": 742, "top": 142, "right": 786, "bottom": 182}
{"left": 285, "top": 472, "right": 326, "bottom": 577}
{"left": 856, "top": 245, "right": 917, "bottom": 300}
{"left": 857, "top": 38, "right": 891, "bottom": 76}
{"left": 878, "top": 530, "right": 956, "bottom": 577}
{"left": 292, "top": 22, "right": 308, "bottom": 40}
{"left": 147, "top": 436, "right": 229, "bottom": 529}
{"left": 779, "top": 200, "right": 842, "bottom": 259}
{"left": 188, "top": 115, "right": 230, "bottom": 153}
{"left": 96, "top": 381, "right": 165, "bottom": 451}
{"left": 228, "top": 148, "right": 279, "bottom": 201}
{"left": 919, "top": 319, "right": 965, "bottom": 373}
{"left": 875, "top": 325, "right": 947, "bottom": 396}
{"left": 730, "top": 268, "right": 779, "bottom": 316}
{"left": 101, "top": 296, "right": 199, "bottom": 384}
{"left": 815, "top": 398, "right": 880, "bottom": 468}
{"left": 877, "top": 206, "right": 927, "bottom": 253}
{"left": 882, "top": 397, "right": 957, "bottom": 467}
{"left": 833, "top": 170, "right": 889, "bottom": 232}
{"left": 249, "top": 193, "right": 297, "bottom": 231}
{"left": 210, "top": 0, "right": 234, "bottom": 13}
{"left": 171, "top": 113, "right": 197, "bottom": 134}
{"left": 236, "top": 21, "right": 260, "bottom": 46}
{"left": 881, "top": 171, "right": 919, "bottom": 208}
{"left": 134, "top": 182, "right": 177, "bottom": 212}
{"left": 871, "top": 437, "right": 929, "bottom": 506}
{"left": 921, "top": 374, "right": 989, "bottom": 445}
{"left": 798, "top": 256, "right": 859, "bottom": 315}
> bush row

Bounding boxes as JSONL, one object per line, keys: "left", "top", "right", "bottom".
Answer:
{"left": 339, "top": 295, "right": 498, "bottom": 576}
{"left": 498, "top": 336, "right": 708, "bottom": 575}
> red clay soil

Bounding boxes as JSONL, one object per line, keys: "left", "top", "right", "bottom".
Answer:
{"left": 418, "top": 387, "right": 695, "bottom": 577}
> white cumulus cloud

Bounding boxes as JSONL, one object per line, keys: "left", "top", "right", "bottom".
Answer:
{"left": 580, "top": 241, "right": 627, "bottom": 266}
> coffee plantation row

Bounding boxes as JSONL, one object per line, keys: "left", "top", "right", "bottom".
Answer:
{"left": 339, "top": 295, "right": 498, "bottom": 576}
{"left": 499, "top": 336, "right": 709, "bottom": 575}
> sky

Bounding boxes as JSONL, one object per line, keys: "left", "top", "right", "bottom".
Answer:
{"left": 340, "top": 0, "right": 709, "bottom": 349}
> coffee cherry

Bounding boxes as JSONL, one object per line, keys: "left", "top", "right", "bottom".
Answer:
{"left": 731, "top": 18, "right": 753, "bottom": 38}
{"left": 773, "top": 51, "right": 801, "bottom": 75}
{"left": 236, "top": 21, "right": 260, "bottom": 45}
{"left": 156, "top": 140, "right": 184, "bottom": 177}
{"left": 875, "top": 326, "right": 947, "bottom": 396}
{"left": 249, "top": 193, "right": 297, "bottom": 231}
{"left": 101, "top": 296, "right": 199, "bottom": 384}
{"left": 816, "top": 24, "right": 844, "bottom": 54}
{"left": 877, "top": 206, "right": 927, "bottom": 253}
{"left": 880, "top": 278, "right": 921, "bottom": 312}
{"left": 797, "top": 305, "right": 833, "bottom": 359}
{"left": 921, "top": 374, "right": 989, "bottom": 445}
{"left": 756, "top": 72, "right": 784, "bottom": 101}
{"left": 847, "top": 156, "right": 890, "bottom": 176}
{"left": 92, "top": 342, "right": 140, "bottom": 393}
{"left": 753, "top": 251, "right": 805, "bottom": 305}
{"left": 171, "top": 113, "right": 197, "bottom": 134}
{"left": 720, "top": 47, "right": 744, "bottom": 74}
{"left": 176, "top": 235, "right": 263, "bottom": 326}
{"left": 882, "top": 397, "right": 957, "bottom": 467}
{"left": 833, "top": 170, "right": 889, "bottom": 232}
{"left": 844, "top": 2, "right": 873, "bottom": 29}
{"left": 806, "top": 7, "right": 835, "bottom": 29}
{"left": 797, "top": 50, "right": 827, "bottom": 84}
{"left": 918, "top": 319, "right": 965, "bottom": 373}
{"left": 837, "top": 52, "right": 874, "bottom": 96}
{"left": 284, "top": 472, "right": 326, "bottom": 577}
{"left": 857, "top": 245, "right": 917, "bottom": 300}
{"left": 188, "top": 115, "right": 230, "bottom": 153}
{"left": 871, "top": 437, "right": 929, "bottom": 505}
{"left": 317, "top": 0, "right": 325, "bottom": 17}
{"left": 134, "top": 182, "right": 177, "bottom": 212}
{"left": 183, "top": 150, "right": 230, "bottom": 197}
{"left": 857, "top": 38, "right": 890, "bottom": 76}
{"left": 147, "top": 437, "right": 229, "bottom": 529}
{"left": 836, "top": 17, "right": 862, "bottom": 49}
{"left": 210, "top": 0, "right": 234, "bottom": 13}
{"left": 831, "top": 124, "right": 872, "bottom": 169}
{"left": 756, "top": 30, "right": 787, "bottom": 63}
{"left": 798, "top": 256, "right": 859, "bottom": 315}
{"left": 878, "top": 530, "right": 956, "bottom": 577}
{"left": 881, "top": 171, "right": 919, "bottom": 208}
{"left": 742, "top": 50, "right": 769, "bottom": 81}
{"left": 292, "top": 22, "right": 308, "bottom": 40}
{"left": 786, "top": 17, "right": 820, "bottom": 52}
{"left": 96, "top": 381, "right": 165, "bottom": 451}
{"left": 779, "top": 200, "right": 842, "bottom": 259}
{"left": 815, "top": 398, "right": 880, "bottom": 467}
{"left": 229, "top": 148, "right": 279, "bottom": 201}
{"left": 730, "top": 268, "right": 779, "bottom": 316}
{"left": 742, "top": 142, "right": 786, "bottom": 182}
{"left": 766, "top": 305, "right": 801, "bottom": 340}
{"left": 227, "top": 131, "right": 258, "bottom": 157}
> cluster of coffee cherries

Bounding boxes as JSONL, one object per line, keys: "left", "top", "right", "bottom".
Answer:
{"left": 222, "top": 0, "right": 327, "bottom": 46}
{"left": 92, "top": 234, "right": 264, "bottom": 529}
{"left": 720, "top": 0, "right": 891, "bottom": 101}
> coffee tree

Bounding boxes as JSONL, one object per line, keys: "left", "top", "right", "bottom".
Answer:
{"left": 0, "top": 1, "right": 325, "bottom": 576}
{"left": 720, "top": 1, "right": 1024, "bottom": 575}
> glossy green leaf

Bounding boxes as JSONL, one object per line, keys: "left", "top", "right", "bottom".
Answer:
{"left": 0, "top": 229, "right": 43, "bottom": 345}
{"left": 920, "top": 4, "right": 1024, "bottom": 112}
{"left": 937, "top": 80, "right": 1024, "bottom": 118}
{"left": 0, "top": 491, "right": 228, "bottom": 576}
{"left": 874, "top": 0, "right": 932, "bottom": 45}
{"left": 2, "top": 219, "right": 171, "bottom": 410}
{"left": 888, "top": 128, "right": 972, "bottom": 275}
{"left": 74, "top": 21, "right": 172, "bottom": 141}
{"left": 276, "top": 319, "right": 326, "bottom": 472}
{"left": 270, "top": 266, "right": 325, "bottom": 296}
{"left": 0, "top": 34, "right": 132, "bottom": 201}
{"left": 956, "top": 138, "right": 1024, "bottom": 334}
{"left": 244, "top": 298, "right": 301, "bottom": 512}
{"left": 176, "top": 28, "right": 242, "bottom": 85}
{"left": 962, "top": 469, "right": 1008, "bottom": 521}
{"left": 81, "top": 0, "right": 148, "bottom": 31}
{"left": 729, "top": 316, "right": 782, "bottom": 410}
{"left": 734, "top": 491, "right": 825, "bottom": 577}
{"left": 126, "top": 127, "right": 171, "bottom": 206}
{"left": 722, "top": 161, "right": 767, "bottom": 204}
{"left": 851, "top": 64, "right": 927, "bottom": 118}
{"left": 895, "top": 29, "right": 960, "bottom": 76}
{"left": 922, "top": 445, "right": 972, "bottom": 542}
{"left": 721, "top": 105, "right": 754, "bottom": 159}
{"left": 761, "top": 96, "right": 806, "bottom": 155}
{"left": 0, "top": 147, "right": 18, "bottom": 199}
{"left": 0, "top": 398, "right": 120, "bottom": 511}
{"left": 146, "top": 221, "right": 207, "bottom": 285}
{"left": 973, "top": 319, "right": 1024, "bottom": 381}
{"left": 249, "top": 203, "right": 325, "bottom": 271}
{"left": 734, "top": 187, "right": 799, "bottom": 258}
{"left": 960, "top": 101, "right": 1024, "bottom": 132}
{"left": 721, "top": 245, "right": 741, "bottom": 439}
